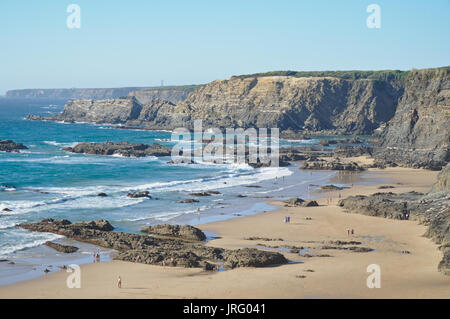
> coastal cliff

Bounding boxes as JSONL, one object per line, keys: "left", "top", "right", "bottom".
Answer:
{"left": 374, "top": 67, "right": 450, "bottom": 169}
{"left": 127, "top": 85, "right": 201, "bottom": 104}
{"left": 28, "top": 97, "right": 142, "bottom": 124}
{"left": 32, "top": 73, "right": 405, "bottom": 134}
{"left": 139, "top": 75, "right": 404, "bottom": 133}
{"left": 6, "top": 87, "right": 150, "bottom": 100}
{"left": 6, "top": 85, "right": 197, "bottom": 103}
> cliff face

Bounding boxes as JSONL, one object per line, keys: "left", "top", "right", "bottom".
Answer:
{"left": 374, "top": 67, "right": 450, "bottom": 169}
{"left": 6, "top": 86, "right": 198, "bottom": 102}
{"left": 53, "top": 97, "right": 142, "bottom": 124}
{"left": 136, "top": 76, "right": 404, "bottom": 133}
{"left": 5, "top": 87, "right": 151, "bottom": 100}
{"left": 128, "top": 86, "right": 200, "bottom": 105}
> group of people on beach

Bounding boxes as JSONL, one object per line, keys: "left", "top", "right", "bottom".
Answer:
{"left": 92, "top": 250, "right": 101, "bottom": 263}
{"left": 284, "top": 216, "right": 291, "bottom": 223}
{"left": 346, "top": 228, "right": 355, "bottom": 236}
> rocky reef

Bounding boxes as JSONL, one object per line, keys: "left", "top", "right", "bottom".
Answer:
{"left": 338, "top": 163, "right": 450, "bottom": 275}
{"left": 62, "top": 141, "right": 171, "bottom": 157}
{"left": 19, "top": 219, "right": 288, "bottom": 269}
{"left": 374, "top": 67, "right": 449, "bottom": 169}
{"left": 0, "top": 140, "right": 28, "bottom": 152}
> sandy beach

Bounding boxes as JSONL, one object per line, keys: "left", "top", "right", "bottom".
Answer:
{"left": 1, "top": 166, "right": 449, "bottom": 299}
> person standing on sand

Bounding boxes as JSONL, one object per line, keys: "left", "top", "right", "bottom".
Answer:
{"left": 347, "top": 229, "right": 350, "bottom": 236}
{"left": 93, "top": 252, "right": 96, "bottom": 263}
{"left": 118, "top": 276, "right": 122, "bottom": 288}
{"left": 351, "top": 229, "right": 354, "bottom": 236}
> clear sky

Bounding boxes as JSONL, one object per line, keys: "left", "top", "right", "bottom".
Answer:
{"left": 1, "top": 0, "right": 449, "bottom": 94}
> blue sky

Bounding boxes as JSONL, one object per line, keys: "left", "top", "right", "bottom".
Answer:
{"left": 0, "top": 0, "right": 449, "bottom": 94}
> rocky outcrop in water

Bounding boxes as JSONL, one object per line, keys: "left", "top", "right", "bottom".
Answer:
{"left": 28, "top": 97, "right": 143, "bottom": 124}
{"left": 374, "top": 67, "right": 449, "bottom": 169}
{"left": 45, "top": 241, "right": 79, "bottom": 253}
{"left": 20, "top": 219, "right": 288, "bottom": 269}
{"left": 0, "top": 140, "right": 28, "bottom": 152}
{"left": 141, "top": 224, "right": 206, "bottom": 241}
{"left": 62, "top": 141, "right": 171, "bottom": 157}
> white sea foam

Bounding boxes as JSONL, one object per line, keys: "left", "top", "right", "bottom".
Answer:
{"left": 0, "top": 230, "right": 63, "bottom": 257}
{"left": 43, "top": 140, "right": 80, "bottom": 148}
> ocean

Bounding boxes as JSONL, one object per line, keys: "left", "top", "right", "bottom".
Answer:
{"left": 0, "top": 98, "right": 357, "bottom": 285}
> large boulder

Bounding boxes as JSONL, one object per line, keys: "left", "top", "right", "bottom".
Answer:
{"left": 223, "top": 248, "right": 288, "bottom": 268}
{"left": 141, "top": 224, "right": 206, "bottom": 241}
{"left": 0, "top": 140, "right": 28, "bottom": 152}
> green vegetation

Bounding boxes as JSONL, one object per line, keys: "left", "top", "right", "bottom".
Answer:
{"left": 232, "top": 70, "right": 410, "bottom": 82}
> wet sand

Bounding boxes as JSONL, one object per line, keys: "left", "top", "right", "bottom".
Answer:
{"left": 0, "top": 167, "right": 449, "bottom": 298}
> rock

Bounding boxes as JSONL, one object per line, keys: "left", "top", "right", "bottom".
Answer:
{"left": 63, "top": 141, "right": 171, "bottom": 158}
{"left": 179, "top": 199, "right": 199, "bottom": 203}
{"left": 321, "top": 185, "right": 344, "bottom": 191}
{"left": 301, "top": 160, "right": 364, "bottom": 171}
{"left": 223, "top": 248, "right": 288, "bottom": 269}
{"left": 339, "top": 186, "right": 450, "bottom": 275}
{"left": 71, "top": 220, "right": 114, "bottom": 231}
{"left": 45, "top": 241, "right": 79, "bottom": 253}
{"left": 377, "top": 185, "right": 395, "bottom": 189}
{"left": 0, "top": 140, "right": 28, "bottom": 152}
{"left": 374, "top": 67, "right": 449, "bottom": 169}
{"left": 430, "top": 163, "right": 450, "bottom": 193}
{"left": 97, "top": 193, "right": 108, "bottom": 197}
{"left": 2, "top": 208, "right": 13, "bottom": 212}
{"left": 333, "top": 145, "right": 373, "bottom": 157}
{"left": 127, "top": 191, "right": 152, "bottom": 199}
{"left": 284, "top": 198, "right": 305, "bottom": 206}
{"left": 141, "top": 224, "right": 206, "bottom": 241}
{"left": 206, "top": 190, "right": 221, "bottom": 195}
{"left": 189, "top": 192, "right": 211, "bottom": 197}
{"left": 303, "top": 200, "right": 319, "bottom": 207}
{"left": 203, "top": 262, "right": 216, "bottom": 271}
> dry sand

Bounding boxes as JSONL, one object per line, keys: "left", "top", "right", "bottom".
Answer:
{"left": 0, "top": 167, "right": 449, "bottom": 298}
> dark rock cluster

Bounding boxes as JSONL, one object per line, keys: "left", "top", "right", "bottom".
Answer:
{"left": 62, "top": 141, "right": 171, "bottom": 158}
{"left": 0, "top": 140, "right": 28, "bottom": 152}
{"left": 19, "top": 219, "right": 288, "bottom": 270}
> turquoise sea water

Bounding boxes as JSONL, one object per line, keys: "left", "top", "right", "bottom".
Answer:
{"left": 0, "top": 98, "right": 343, "bottom": 261}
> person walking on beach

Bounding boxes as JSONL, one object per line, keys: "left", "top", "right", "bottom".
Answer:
{"left": 347, "top": 228, "right": 350, "bottom": 236}
{"left": 117, "top": 276, "right": 122, "bottom": 288}
{"left": 351, "top": 229, "right": 354, "bottom": 236}
{"left": 93, "top": 252, "right": 96, "bottom": 263}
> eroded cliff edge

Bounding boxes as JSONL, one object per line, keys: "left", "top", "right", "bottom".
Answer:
{"left": 374, "top": 67, "right": 449, "bottom": 170}
{"left": 28, "top": 73, "right": 405, "bottom": 135}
